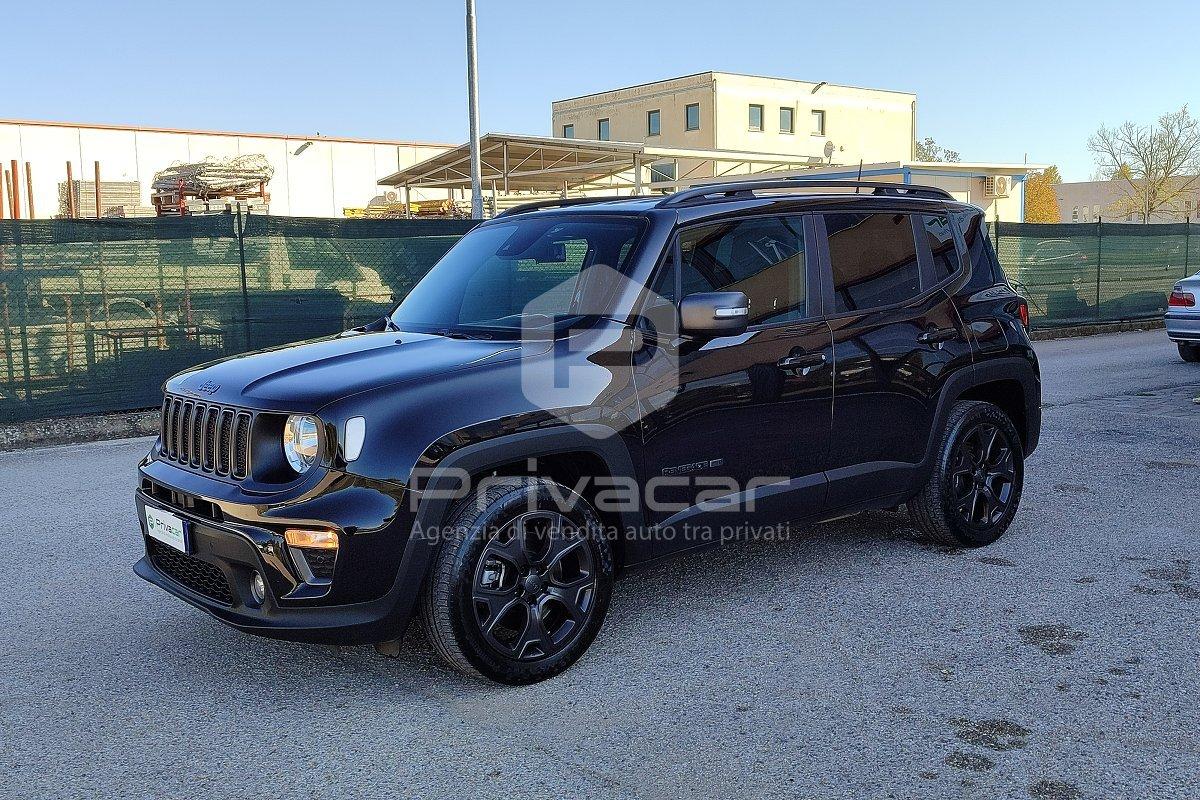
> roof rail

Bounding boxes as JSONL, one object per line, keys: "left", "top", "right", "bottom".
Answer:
{"left": 493, "top": 195, "right": 632, "bottom": 218}
{"left": 656, "top": 179, "right": 955, "bottom": 208}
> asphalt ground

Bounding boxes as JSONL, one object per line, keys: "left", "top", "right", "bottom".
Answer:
{"left": 1, "top": 329, "right": 1197, "bottom": 799}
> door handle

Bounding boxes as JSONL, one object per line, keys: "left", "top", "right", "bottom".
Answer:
{"left": 777, "top": 353, "right": 827, "bottom": 374}
{"left": 917, "top": 327, "right": 958, "bottom": 345}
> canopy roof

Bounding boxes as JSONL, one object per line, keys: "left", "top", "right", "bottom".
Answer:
{"left": 378, "top": 133, "right": 825, "bottom": 192}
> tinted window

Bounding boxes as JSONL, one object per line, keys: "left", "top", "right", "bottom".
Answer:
{"left": 824, "top": 213, "right": 921, "bottom": 313}
{"left": 922, "top": 213, "right": 962, "bottom": 279}
{"left": 685, "top": 103, "right": 700, "bottom": 131}
{"left": 678, "top": 216, "right": 806, "bottom": 326}
{"left": 391, "top": 217, "right": 642, "bottom": 338}
{"left": 647, "top": 109, "right": 660, "bottom": 136}
{"left": 562, "top": 124, "right": 574, "bottom": 139}
{"left": 956, "top": 210, "right": 1000, "bottom": 292}
{"left": 597, "top": 119, "right": 610, "bottom": 141}
{"left": 780, "top": 107, "right": 794, "bottom": 134}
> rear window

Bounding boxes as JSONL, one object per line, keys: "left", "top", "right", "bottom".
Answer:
{"left": 824, "top": 212, "right": 921, "bottom": 313}
{"left": 955, "top": 210, "right": 1000, "bottom": 291}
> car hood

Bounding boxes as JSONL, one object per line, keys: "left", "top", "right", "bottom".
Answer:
{"left": 166, "top": 331, "right": 543, "bottom": 411}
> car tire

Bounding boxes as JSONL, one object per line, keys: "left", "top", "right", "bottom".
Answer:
{"left": 909, "top": 400, "right": 1025, "bottom": 548}
{"left": 1179, "top": 343, "right": 1200, "bottom": 363}
{"left": 418, "top": 476, "right": 614, "bottom": 684}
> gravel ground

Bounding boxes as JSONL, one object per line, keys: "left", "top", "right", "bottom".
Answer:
{"left": 1, "top": 329, "right": 1197, "bottom": 800}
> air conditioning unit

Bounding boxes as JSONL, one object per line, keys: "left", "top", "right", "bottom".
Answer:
{"left": 984, "top": 176, "right": 1010, "bottom": 198}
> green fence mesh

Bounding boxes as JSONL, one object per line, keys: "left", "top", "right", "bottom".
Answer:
{"left": 1, "top": 216, "right": 1195, "bottom": 423}
{"left": 992, "top": 221, "right": 1197, "bottom": 329}
{"left": 0, "top": 214, "right": 476, "bottom": 423}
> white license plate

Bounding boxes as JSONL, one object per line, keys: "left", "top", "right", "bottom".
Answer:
{"left": 145, "top": 505, "right": 189, "bottom": 553}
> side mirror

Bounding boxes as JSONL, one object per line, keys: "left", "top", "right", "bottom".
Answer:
{"left": 679, "top": 291, "right": 750, "bottom": 338}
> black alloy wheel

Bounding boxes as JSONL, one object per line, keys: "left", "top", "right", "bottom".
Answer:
{"left": 909, "top": 400, "right": 1025, "bottom": 547}
{"left": 420, "top": 477, "right": 614, "bottom": 684}
{"left": 472, "top": 510, "right": 599, "bottom": 662}
{"left": 948, "top": 422, "right": 1018, "bottom": 530}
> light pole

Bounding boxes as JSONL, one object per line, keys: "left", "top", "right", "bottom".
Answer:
{"left": 465, "top": 0, "right": 483, "bottom": 219}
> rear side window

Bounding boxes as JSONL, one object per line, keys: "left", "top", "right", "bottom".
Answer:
{"left": 677, "top": 216, "right": 807, "bottom": 326}
{"left": 823, "top": 212, "right": 921, "bottom": 313}
{"left": 921, "top": 213, "right": 962, "bottom": 279}
{"left": 955, "top": 210, "right": 1000, "bottom": 291}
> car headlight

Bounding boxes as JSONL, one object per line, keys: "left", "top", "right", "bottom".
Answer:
{"left": 282, "top": 415, "right": 321, "bottom": 473}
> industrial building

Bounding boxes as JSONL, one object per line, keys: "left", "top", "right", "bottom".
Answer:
{"left": 3, "top": 72, "right": 1042, "bottom": 222}
{"left": 0, "top": 119, "right": 452, "bottom": 219}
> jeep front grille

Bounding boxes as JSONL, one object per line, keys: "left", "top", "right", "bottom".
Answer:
{"left": 161, "top": 395, "right": 252, "bottom": 479}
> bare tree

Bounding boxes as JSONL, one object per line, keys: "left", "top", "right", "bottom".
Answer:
{"left": 914, "top": 136, "right": 960, "bottom": 163}
{"left": 1088, "top": 106, "right": 1200, "bottom": 222}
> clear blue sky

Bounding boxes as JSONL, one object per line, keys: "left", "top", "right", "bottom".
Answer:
{"left": 9, "top": 0, "right": 1200, "bottom": 181}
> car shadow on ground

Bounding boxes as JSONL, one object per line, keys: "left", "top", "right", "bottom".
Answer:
{"left": 129, "top": 509, "right": 948, "bottom": 696}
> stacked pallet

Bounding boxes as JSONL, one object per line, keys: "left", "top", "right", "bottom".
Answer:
{"left": 151, "top": 155, "right": 274, "bottom": 197}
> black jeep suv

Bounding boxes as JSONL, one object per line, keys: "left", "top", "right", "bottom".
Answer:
{"left": 135, "top": 180, "right": 1040, "bottom": 684}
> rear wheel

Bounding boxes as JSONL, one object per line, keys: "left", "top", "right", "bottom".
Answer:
{"left": 419, "top": 477, "right": 613, "bottom": 684}
{"left": 909, "top": 401, "right": 1025, "bottom": 547}
{"left": 1179, "top": 342, "right": 1200, "bottom": 363}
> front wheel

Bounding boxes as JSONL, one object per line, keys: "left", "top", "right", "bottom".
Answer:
{"left": 1179, "top": 342, "right": 1200, "bottom": 363}
{"left": 909, "top": 401, "right": 1025, "bottom": 547}
{"left": 419, "top": 477, "right": 614, "bottom": 684}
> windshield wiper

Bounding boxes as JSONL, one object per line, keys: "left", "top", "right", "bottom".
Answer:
{"left": 434, "top": 328, "right": 493, "bottom": 340}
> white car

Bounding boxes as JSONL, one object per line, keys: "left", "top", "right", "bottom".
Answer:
{"left": 1166, "top": 272, "right": 1200, "bottom": 362}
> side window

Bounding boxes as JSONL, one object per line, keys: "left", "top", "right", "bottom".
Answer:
{"left": 824, "top": 212, "right": 921, "bottom": 313}
{"left": 678, "top": 216, "right": 807, "bottom": 326}
{"left": 955, "top": 210, "right": 999, "bottom": 291}
{"left": 921, "top": 213, "right": 963, "bottom": 279}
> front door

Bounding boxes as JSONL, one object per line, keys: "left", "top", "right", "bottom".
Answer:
{"left": 632, "top": 213, "right": 834, "bottom": 559}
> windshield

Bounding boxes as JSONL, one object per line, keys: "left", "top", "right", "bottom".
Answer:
{"left": 389, "top": 215, "right": 644, "bottom": 339}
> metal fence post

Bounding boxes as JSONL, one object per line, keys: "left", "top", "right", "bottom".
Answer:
{"left": 236, "top": 207, "right": 252, "bottom": 352}
{"left": 1185, "top": 216, "right": 1191, "bottom": 276}
{"left": 1095, "top": 218, "right": 1103, "bottom": 320}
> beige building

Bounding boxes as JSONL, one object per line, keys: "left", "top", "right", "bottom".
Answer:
{"left": 551, "top": 72, "right": 916, "bottom": 182}
{"left": 0, "top": 119, "right": 452, "bottom": 219}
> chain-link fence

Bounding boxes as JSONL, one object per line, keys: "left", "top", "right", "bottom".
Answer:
{"left": 0, "top": 213, "right": 476, "bottom": 423}
{"left": 2, "top": 216, "right": 1195, "bottom": 423}
{"left": 993, "top": 221, "right": 1198, "bottom": 329}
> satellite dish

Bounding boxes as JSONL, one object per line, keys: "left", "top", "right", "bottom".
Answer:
{"left": 823, "top": 141, "right": 835, "bottom": 162}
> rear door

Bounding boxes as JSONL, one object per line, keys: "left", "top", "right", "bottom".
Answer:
{"left": 815, "top": 207, "right": 971, "bottom": 510}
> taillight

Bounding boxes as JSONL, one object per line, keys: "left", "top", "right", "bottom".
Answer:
{"left": 1017, "top": 299, "right": 1030, "bottom": 327}
{"left": 1168, "top": 290, "right": 1196, "bottom": 308}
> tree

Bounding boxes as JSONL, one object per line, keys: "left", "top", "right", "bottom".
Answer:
{"left": 1088, "top": 106, "right": 1200, "bottom": 222}
{"left": 1024, "top": 166, "right": 1062, "bottom": 223}
{"left": 914, "top": 136, "right": 961, "bottom": 163}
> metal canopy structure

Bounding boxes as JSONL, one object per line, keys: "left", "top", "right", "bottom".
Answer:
{"left": 378, "top": 133, "right": 826, "bottom": 197}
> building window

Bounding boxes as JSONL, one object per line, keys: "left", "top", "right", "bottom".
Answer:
{"left": 597, "top": 119, "right": 610, "bottom": 141}
{"left": 685, "top": 103, "right": 700, "bottom": 131}
{"left": 1186, "top": 200, "right": 1194, "bottom": 218}
{"left": 1092, "top": 204, "right": 1100, "bottom": 221}
{"left": 650, "top": 161, "right": 676, "bottom": 183}
{"left": 647, "top": 109, "right": 660, "bottom": 137}
{"left": 779, "top": 107, "right": 794, "bottom": 134}
{"left": 811, "top": 109, "right": 826, "bottom": 136}
{"left": 748, "top": 104, "right": 764, "bottom": 131}
{"left": 1072, "top": 207, "right": 1079, "bottom": 222}
{"left": 562, "top": 124, "right": 574, "bottom": 139}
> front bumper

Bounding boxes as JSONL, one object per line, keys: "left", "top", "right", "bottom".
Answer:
{"left": 135, "top": 458, "right": 423, "bottom": 645}
{"left": 1165, "top": 312, "right": 1200, "bottom": 342}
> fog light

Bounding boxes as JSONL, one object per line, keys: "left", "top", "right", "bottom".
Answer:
{"left": 250, "top": 570, "right": 266, "bottom": 604}
{"left": 284, "top": 528, "right": 339, "bottom": 550}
